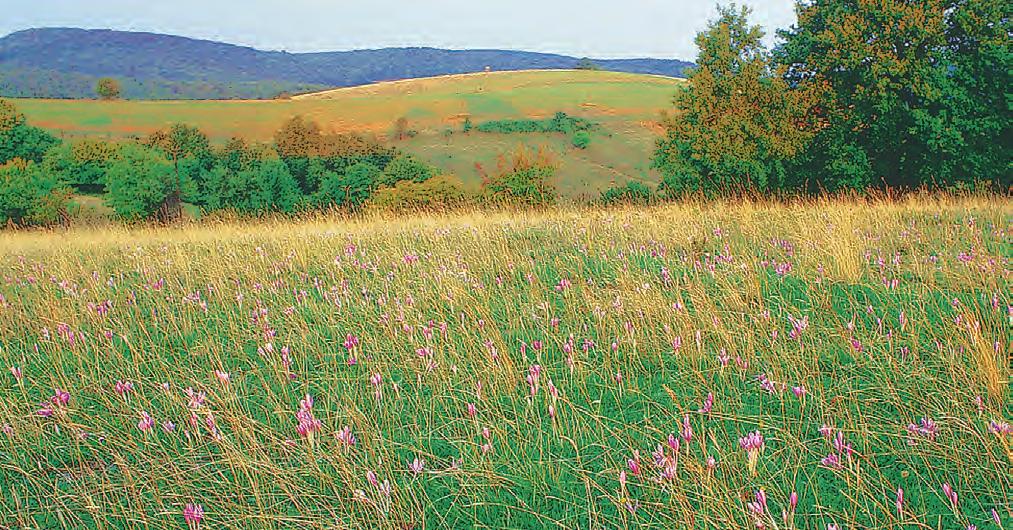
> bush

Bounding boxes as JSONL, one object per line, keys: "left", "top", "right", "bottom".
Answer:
{"left": 370, "top": 175, "right": 472, "bottom": 212}
{"left": 481, "top": 146, "right": 557, "bottom": 206}
{"left": 43, "top": 139, "right": 118, "bottom": 190}
{"left": 600, "top": 181, "right": 654, "bottom": 205}
{"left": 0, "top": 100, "right": 60, "bottom": 165}
{"left": 316, "top": 162, "right": 380, "bottom": 209}
{"left": 203, "top": 158, "right": 302, "bottom": 215}
{"left": 0, "top": 159, "right": 71, "bottom": 226}
{"left": 380, "top": 155, "right": 434, "bottom": 186}
{"left": 476, "top": 113, "right": 596, "bottom": 135}
{"left": 572, "top": 131, "right": 591, "bottom": 150}
{"left": 104, "top": 143, "right": 179, "bottom": 221}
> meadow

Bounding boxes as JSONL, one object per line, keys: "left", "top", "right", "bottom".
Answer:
{"left": 0, "top": 196, "right": 1009, "bottom": 529}
{"left": 13, "top": 70, "right": 679, "bottom": 197}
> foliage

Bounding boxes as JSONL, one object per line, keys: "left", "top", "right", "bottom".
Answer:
{"left": 776, "top": 0, "right": 1011, "bottom": 189}
{"left": 600, "top": 180, "right": 654, "bottom": 205}
{"left": 143, "top": 124, "right": 214, "bottom": 204}
{"left": 481, "top": 145, "right": 558, "bottom": 205}
{"left": 42, "top": 139, "right": 118, "bottom": 189}
{"left": 380, "top": 155, "right": 435, "bottom": 187}
{"left": 576, "top": 57, "right": 602, "bottom": 70}
{"left": 572, "top": 130, "right": 591, "bottom": 149}
{"left": 103, "top": 143, "right": 179, "bottom": 221}
{"left": 274, "top": 116, "right": 396, "bottom": 194}
{"left": 369, "top": 175, "right": 472, "bottom": 212}
{"left": 476, "top": 112, "right": 596, "bottom": 135}
{"left": 95, "top": 77, "right": 121, "bottom": 100}
{"left": 0, "top": 158, "right": 71, "bottom": 226}
{"left": 653, "top": 4, "right": 821, "bottom": 196}
{"left": 203, "top": 158, "right": 301, "bottom": 214}
{"left": 315, "top": 162, "right": 381, "bottom": 210}
{"left": 0, "top": 99, "right": 60, "bottom": 165}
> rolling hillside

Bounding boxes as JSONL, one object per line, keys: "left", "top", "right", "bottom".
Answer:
{"left": 0, "top": 28, "right": 692, "bottom": 99}
{"left": 16, "top": 70, "right": 683, "bottom": 197}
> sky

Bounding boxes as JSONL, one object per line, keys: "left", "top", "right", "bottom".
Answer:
{"left": 0, "top": 0, "right": 798, "bottom": 59}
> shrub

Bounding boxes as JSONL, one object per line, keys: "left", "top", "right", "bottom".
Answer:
{"left": 380, "top": 155, "right": 434, "bottom": 186}
{"left": 0, "top": 159, "right": 71, "bottom": 227}
{"left": 481, "top": 146, "right": 558, "bottom": 206}
{"left": 43, "top": 139, "right": 118, "bottom": 190}
{"left": 572, "top": 131, "right": 591, "bottom": 150}
{"left": 316, "top": 162, "right": 380, "bottom": 210}
{"left": 203, "top": 158, "right": 302, "bottom": 215}
{"left": 104, "top": 143, "right": 179, "bottom": 221}
{"left": 476, "top": 113, "right": 596, "bottom": 135}
{"left": 600, "top": 180, "right": 654, "bottom": 205}
{"left": 0, "top": 100, "right": 60, "bottom": 165}
{"left": 370, "top": 175, "right": 472, "bottom": 212}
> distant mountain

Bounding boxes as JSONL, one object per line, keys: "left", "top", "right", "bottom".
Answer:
{"left": 0, "top": 28, "right": 693, "bottom": 100}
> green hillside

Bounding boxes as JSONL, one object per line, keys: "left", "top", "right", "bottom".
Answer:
{"left": 16, "top": 70, "right": 682, "bottom": 195}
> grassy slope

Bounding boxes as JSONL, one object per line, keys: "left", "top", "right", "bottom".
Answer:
{"left": 15, "top": 70, "right": 680, "bottom": 195}
{"left": 0, "top": 198, "right": 1009, "bottom": 529}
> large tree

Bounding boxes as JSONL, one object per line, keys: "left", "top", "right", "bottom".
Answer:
{"left": 777, "top": 0, "right": 1010, "bottom": 189}
{"left": 653, "top": 4, "right": 821, "bottom": 196}
{"left": 144, "top": 124, "right": 213, "bottom": 207}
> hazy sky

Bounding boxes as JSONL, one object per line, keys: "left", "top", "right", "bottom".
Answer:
{"left": 0, "top": 1, "right": 798, "bottom": 59}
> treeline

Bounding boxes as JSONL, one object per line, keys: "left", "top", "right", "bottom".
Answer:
{"left": 0, "top": 100, "right": 566, "bottom": 226}
{"left": 650, "top": 1, "right": 1010, "bottom": 196}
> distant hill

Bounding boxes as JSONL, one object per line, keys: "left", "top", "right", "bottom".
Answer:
{"left": 0, "top": 28, "right": 693, "bottom": 100}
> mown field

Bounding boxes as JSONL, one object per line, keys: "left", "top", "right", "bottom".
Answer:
{"left": 14, "top": 70, "right": 680, "bottom": 197}
{"left": 0, "top": 197, "right": 1009, "bottom": 529}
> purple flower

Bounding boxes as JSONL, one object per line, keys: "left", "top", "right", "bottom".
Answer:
{"left": 183, "top": 503, "right": 204, "bottom": 528}
{"left": 739, "top": 431, "right": 764, "bottom": 475}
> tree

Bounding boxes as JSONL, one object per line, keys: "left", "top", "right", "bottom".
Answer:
{"left": 0, "top": 158, "right": 71, "bottom": 227}
{"left": 576, "top": 58, "right": 601, "bottom": 71}
{"left": 653, "top": 4, "right": 822, "bottom": 196}
{"left": 0, "top": 99, "right": 25, "bottom": 132}
{"left": 317, "top": 162, "right": 380, "bottom": 209}
{"left": 104, "top": 143, "right": 178, "bottom": 221}
{"left": 204, "top": 158, "right": 302, "bottom": 214}
{"left": 380, "top": 155, "right": 434, "bottom": 186}
{"left": 776, "top": 0, "right": 1010, "bottom": 189}
{"left": 392, "top": 117, "right": 410, "bottom": 141}
{"left": 42, "top": 139, "right": 117, "bottom": 190}
{"left": 96, "top": 78, "right": 121, "bottom": 100}
{"left": 144, "top": 124, "right": 213, "bottom": 206}
{"left": 274, "top": 116, "right": 322, "bottom": 158}
{"left": 0, "top": 99, "right": 60, "bottom": 165}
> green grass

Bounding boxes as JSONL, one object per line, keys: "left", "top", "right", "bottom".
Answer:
{"left": 0, "top": 197, "right": 1009, "bottom": 529}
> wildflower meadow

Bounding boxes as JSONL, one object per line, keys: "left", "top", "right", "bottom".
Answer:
{"left": 0, "top": 196, "right": 1009, "bottom": 529}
